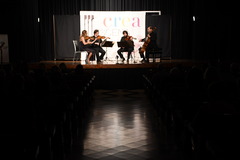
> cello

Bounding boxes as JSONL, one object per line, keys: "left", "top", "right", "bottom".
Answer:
{"left": 139, "top": 36, "right": 150, "bottom": 54}
{"left": 139, "top": 26, "right": 156, "bottom": 55}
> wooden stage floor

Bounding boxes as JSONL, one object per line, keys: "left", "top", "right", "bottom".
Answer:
{"left": 29, "top": 59, "right": 207, "bottom": 70}
{"left": 26, "top": 58, "right": 208, "bottom": 89}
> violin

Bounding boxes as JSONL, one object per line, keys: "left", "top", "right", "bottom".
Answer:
{"left": 84, "top": 36, "right": 94, "bottom": 40}
{"left": 125, "top": 36, "right": 136, "bottom": 41}
{"left": 85, "top": 35, "right": 110, "bottom": 40}
{"left": 96, "top": 36, "right": 106, "bottom": 39}
{"left": 83, "top": 34, "right": 110, "bottom": 40}
{"left": 95, "top": 36, "right": 110, "bottom": 39}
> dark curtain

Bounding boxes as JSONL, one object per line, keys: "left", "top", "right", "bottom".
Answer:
{"left": 1, "top": 0, "right": 235, "bottom": 62}
{"left": 21, "top": 0, "right": 40, "bottom": 62}
{"left": 1, "top": 0, "right": 39, "bottom": 63}
{"left": 55, "top": 15, "right": 80, "bottom": 60}
{"left": 146, "top": 15, "right": 172, "bottom": 58}
{"left": 192, "top": 0, "right": 236, "bottom": 61}
{"left": 38, "top": 0, "right": 54, "bottom": 61}
{"left": 38, "top": 0, "right": 193, "bottom": 61}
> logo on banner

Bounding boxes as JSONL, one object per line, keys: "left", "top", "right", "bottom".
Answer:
{"left": 103, "top": 17, "right": 141, "bottom": 28}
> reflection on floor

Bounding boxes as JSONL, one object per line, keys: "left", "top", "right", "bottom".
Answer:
{"left": 67, "top": 89, "right": 183, "bottom": 160}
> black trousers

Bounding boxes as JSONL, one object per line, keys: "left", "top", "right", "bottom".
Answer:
{"left": 117, "top": 47, "right": 134, "bottom": 59}
{"left": 82, "top": 46, "right": 96, "bottom": 61}
{"left": 93, "top": 45, "right": 106, "bottom": 61}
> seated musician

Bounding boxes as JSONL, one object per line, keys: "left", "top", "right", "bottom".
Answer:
{"left": 139, "top": 26, "right": 158, "bottom": 63}
{"left": 91, "top": 29, "right": 107, "bottom": 63}
{"left": 79, "top": 30, "right": 97, "bottom": 64}
{"left": 117, "top": 30, "right": 134, "bottom": 62}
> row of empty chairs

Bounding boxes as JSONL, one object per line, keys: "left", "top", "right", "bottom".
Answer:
{"left": 0, "top": 62, "right": 96, "bottom": 160}
{"left": 142, "top": 62, "right": 240, "bottom": 159}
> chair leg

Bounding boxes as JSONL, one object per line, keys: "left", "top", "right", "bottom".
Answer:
{"left": 73, "top": 53, "right": 75, "bottom": 62}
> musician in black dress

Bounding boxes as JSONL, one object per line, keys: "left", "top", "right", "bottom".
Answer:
{"left": 117, "top": 30, "right": 134, "bottom": 62}
{"left": 79, "top": 30, "right": 97, "bottom": 64}
{"left": 91, "top": 29, "right": 107, "bottom": 63}
{"left": 139, "top": 26, "right": 158, "bottom": 63}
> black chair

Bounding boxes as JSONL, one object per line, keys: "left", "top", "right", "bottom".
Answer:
{"left": 72, "top": 40, "right": 88, "bottom": 62}
{"left": 148, "top": 48, "right": 162, "bottom": 62}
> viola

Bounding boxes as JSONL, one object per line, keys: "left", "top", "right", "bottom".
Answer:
{"left": 125, "top": 36, "right": 136, "bottom": 41}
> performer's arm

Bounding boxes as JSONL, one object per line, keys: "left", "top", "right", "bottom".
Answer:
{"left": 81, "top": 37, "right": 95, "bottom": 45}
{"left": 139, "top": 38, "right": 145, "bottom": 42}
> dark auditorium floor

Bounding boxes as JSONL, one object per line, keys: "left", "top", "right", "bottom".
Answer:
{"left": 66, "top": 89, "right": 183, "bottom": 160}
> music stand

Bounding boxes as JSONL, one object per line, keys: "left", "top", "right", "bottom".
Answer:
{"left": 102, "top": 41, "right": 113, "bottom": 61}
{"left": 117, "top": 41, "right": 128, "bottom": 48}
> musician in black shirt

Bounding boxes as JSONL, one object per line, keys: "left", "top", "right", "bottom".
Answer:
{"left": 117, "top": 30, "right": 134, "bottom": 62}
{"left": 91, "top": 29, "right": 107, "bottom": 63}
{"left": 139, "top": 26, "right": 159, "bottom": 63}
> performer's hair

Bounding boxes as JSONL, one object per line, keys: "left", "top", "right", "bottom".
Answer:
{"left": 81, "top": 30, "right": 87, "bottom": 37}
{"left": 94, "top": 29, "right": 99, "bottom": 34}
{"left": 149, "top": 26, "right": 157, "bottom": 30}
{"left": 122, "top": 30, "right": 128, "bottom": 35}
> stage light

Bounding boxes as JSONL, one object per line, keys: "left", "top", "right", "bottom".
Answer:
{"left": 38, "top": 18, "right": 40, "bottom": 23}
{"left": 193, "top": 16, "right": 196, "bottom": 21}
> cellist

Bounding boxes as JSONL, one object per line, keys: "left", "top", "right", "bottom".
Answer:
{"left": 139, "top": 26, "right": 158, "bottom": 63}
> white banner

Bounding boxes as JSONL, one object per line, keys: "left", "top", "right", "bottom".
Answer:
{"left": 80, "top": 11, "right": 147, "bottom": 60}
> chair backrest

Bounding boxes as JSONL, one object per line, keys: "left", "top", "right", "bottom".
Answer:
{"left": 73, "top": 40, "right": 79, "bottom": 52}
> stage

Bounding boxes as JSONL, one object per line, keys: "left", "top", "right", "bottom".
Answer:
{"left": 28, "top": 59, "right": 207, "bottom": 89}
{"left": 28, "top": 58, "right": 206, "bottom": 70}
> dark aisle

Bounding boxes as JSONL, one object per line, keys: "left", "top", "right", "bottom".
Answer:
{"left": 67, "top": 89, "right": 183, "bottom": 160}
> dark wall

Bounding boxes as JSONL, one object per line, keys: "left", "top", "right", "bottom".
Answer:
{"left": 1, "top": 0, "right": 22, "bottom": 62}
{"left": 0, "top": 0, "right": 235, "bottom": 63}
{"left": 1, "top": 0, "right": 39, "bottom": 63}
